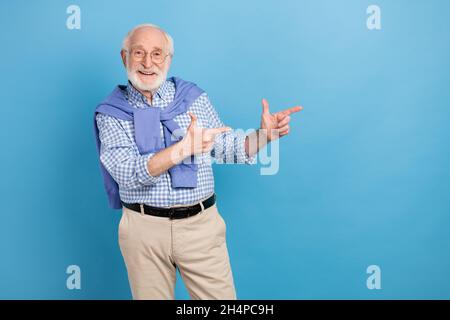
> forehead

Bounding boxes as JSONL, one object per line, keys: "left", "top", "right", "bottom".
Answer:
{"left": 128, "top": 27, "right": 168, "bottom": 50}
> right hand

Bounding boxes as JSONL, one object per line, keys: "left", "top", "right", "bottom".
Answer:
{"left": 182, "top": 112, "right": 231, "bottom": 156}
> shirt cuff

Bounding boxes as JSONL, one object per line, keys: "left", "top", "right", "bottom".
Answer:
{"left": 235, "top": 132, "right": 257, "bottom": 165}
{"left": 136, "top": 153, "right": 161, "bottom": 185}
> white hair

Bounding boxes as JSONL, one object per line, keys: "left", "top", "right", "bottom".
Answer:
{"left": 122, "top": 23, "right": 174, "bottom": 55}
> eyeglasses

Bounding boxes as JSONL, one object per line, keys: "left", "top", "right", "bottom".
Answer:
{"left": 125, "top": 48, "right": 171, "bottom": 64}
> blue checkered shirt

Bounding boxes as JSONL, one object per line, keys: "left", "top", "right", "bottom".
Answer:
{"left": 95, "top": 79, "right": 256, "bottom": 207}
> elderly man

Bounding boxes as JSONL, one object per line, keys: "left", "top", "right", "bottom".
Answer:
{"left": 94, "top": 24, "right": 302, "bottom": 300}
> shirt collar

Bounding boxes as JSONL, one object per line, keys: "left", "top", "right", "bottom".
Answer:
{"left": 126, "top": 79, "right": 170, "bottom": 108}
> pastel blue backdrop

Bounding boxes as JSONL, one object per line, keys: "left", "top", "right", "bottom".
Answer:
{"left": 0, "top": 0, "right": 449, "bottom": 299}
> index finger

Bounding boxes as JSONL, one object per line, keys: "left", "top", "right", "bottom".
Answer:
{"left": 207, "top": 126, "right": 232, "bottom": 136}
{"left": 277, "top": 106, "right": 303, "bottom": 118}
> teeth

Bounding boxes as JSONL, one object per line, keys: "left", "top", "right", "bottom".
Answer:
{"left": 140, "top": 71, "right": 155, "bottom": 75}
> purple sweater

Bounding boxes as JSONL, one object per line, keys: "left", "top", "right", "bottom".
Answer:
{"left": 94, "top": 77, "right": 204, "bottom": 209}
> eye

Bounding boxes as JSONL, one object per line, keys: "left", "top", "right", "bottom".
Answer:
{"left": 133, "top": 49, "right": 144, "bottom": 57}
{"left": 153, "top": 51, "right": 162, "bottom": 56}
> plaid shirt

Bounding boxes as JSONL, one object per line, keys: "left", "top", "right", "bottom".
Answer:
{"left": 95, "top": 79, "right": 256, "bottom": 207}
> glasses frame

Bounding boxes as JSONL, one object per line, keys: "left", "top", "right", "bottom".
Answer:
{"left": 124, "top": 47, "right": 172, "bottom": 64}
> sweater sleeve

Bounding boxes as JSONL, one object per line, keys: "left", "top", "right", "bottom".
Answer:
{"left": 95, "top": 113, "right": 162, "bottom": 190}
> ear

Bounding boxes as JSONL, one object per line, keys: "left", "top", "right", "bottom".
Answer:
{"left": 120, "top": 50, "right": 127, "bottom": 68}
{"left": 166, "top": 55, "right": 173, "bottom": 70}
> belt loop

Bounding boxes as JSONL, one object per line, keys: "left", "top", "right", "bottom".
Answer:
{"left": 139, "top": 204, "right": 145, "bottom": 216}
{"left": 199, "top": 200, "right": 205, "bottom": 213}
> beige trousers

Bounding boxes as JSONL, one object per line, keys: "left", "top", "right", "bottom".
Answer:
{"left": 118, "top": 195, "right": 237, "bottom": 300}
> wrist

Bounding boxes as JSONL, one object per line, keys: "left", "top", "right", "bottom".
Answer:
{"left": 176, "top": 138, "right": 192, "bottom": 160}
{"left": 258, "top": 128, "right": 271, "bottom": 142}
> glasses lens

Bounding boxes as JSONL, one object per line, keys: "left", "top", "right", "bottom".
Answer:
{"left": 151, "top": 50, "right": 165, "bottom": 64}
{"left": 132, "top": 49, "right": 145, "bottom": 60}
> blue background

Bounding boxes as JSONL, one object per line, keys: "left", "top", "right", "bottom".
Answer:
{"left": 0, "top": 0, "right": 449, "bottom": 299}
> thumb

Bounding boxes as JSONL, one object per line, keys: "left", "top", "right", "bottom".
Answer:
{"left": 187, "top": 112, "right": 197, "bottom": 130}
{"left": 262, "top": 98, "right": 270, "bottom": 115}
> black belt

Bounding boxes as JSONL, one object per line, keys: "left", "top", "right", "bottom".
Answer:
{"left": 121, "top": 193, "right": 216, "bottom": 219}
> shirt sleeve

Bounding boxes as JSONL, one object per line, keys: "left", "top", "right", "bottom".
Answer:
{"left": 95, "top": 113, "right": 162, "bottom": 190}
{"left": 200, "top": 93, "right": 257, "bottom": 165}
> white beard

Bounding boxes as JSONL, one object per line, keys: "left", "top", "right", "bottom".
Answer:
{"left": 127, "top": 67, "right": 168, "bottom": 93}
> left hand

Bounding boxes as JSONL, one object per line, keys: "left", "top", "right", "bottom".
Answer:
{"left": 260, "top": 98, "right": 303, "bottom": 141}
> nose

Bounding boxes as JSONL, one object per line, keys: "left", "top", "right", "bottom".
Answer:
{"left": 141, "top": 52, "right": 153, "bottom": 69}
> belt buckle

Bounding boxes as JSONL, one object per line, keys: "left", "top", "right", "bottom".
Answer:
{"left": 168, "top": 208, "right": 175, "bottom": 220}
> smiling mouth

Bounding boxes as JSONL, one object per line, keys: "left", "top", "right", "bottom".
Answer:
{"left": 138, "top": 71, "right": 157, "bottom": 76}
